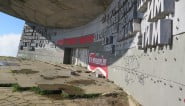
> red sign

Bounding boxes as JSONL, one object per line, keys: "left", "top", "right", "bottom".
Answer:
{"left": 56, "top": 34, "right": 94, "bottom": 46}
{"left": 88, "top": 53, "right": 108, "bottom": 78}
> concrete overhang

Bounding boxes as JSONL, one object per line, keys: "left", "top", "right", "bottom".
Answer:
{"left": 0, "top": 0, "right": 112, "bottom": 28}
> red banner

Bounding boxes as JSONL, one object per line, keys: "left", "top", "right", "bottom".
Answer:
{"left": 56, "top": 34, "right": 94, "bottom": 46}
{"left": 88, "top": 53, "right": 108, "bottom": 78}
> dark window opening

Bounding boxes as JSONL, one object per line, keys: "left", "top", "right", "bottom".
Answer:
{"left": 20, "top": 46, "right": 24, "bottom": 50}
{"left": 29, "top": 47, "right": 35, "bottom": 51}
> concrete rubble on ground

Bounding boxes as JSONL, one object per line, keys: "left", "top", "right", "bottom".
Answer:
{"left": 0, "top": 57, "right": 140, "bottom": 106}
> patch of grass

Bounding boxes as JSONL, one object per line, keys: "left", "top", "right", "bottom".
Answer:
{"left": 0, "top": 83, "right": 17, "bottom": 87}
{"left": 11, "top": 84, "right": 62, "bottom": 95}
{"left": 67, "top": 93, "right": 101, "bottom": 99}
{"left": 1, "top": 83, "right": 101, "bottom": 99}
{"left": 31, "top": 87, "right": 62, "bottom": 95}
{"left": 68, "top": 79, "right": 96, "bottom": 86}
{"left": 0, "top": 83, "right": 30, "bottom": 92}
{"left": 61, "top": 91, "right": 69, "bottom": 98}
{"left": 11, "top": 69, "right": 39, "bottom": 74}
{"left": 12, "top": 84, "right": 30, "bottom": 92}
{"left": 17, "top": 57, "right": 30, "bottom": 62}
{"left": 20, "top": 57, "right": 27, "bottom": 60}
{"left": 38, "top": 84, "right": 85, "bottom": 95}
{"left": 61, "top": 90, "right": 101, "bottom": 99}
{"left": 0, "top": 56, "right": 16, "bottom": 60}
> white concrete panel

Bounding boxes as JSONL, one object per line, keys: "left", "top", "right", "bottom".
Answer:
{"left": 173, "top": 0, "right": 185, "bottom": 35}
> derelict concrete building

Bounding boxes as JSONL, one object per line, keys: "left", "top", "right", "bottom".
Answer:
{"left": 0, "top": 0, "right": 185, "bottom": 106}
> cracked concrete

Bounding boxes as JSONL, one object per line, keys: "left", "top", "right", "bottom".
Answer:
{"left": 0, "top": 57, "right": 141, "bottom": 106}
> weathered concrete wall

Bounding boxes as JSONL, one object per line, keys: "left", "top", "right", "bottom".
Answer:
{"left": 109, "top": 33, "right": 185, "bottom": 106}
{"left": 18, "top": 0, "right": 185, "bottom": 105}
{"left": 17, "top": 23, "right": 64, "bottom": 64}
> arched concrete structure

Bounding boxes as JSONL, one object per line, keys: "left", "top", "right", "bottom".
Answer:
{"left": 0, "top": 0, "right": 112, "bottom": 28}
{"left": 1, "top": 0, "right": 185, "bottom": 106}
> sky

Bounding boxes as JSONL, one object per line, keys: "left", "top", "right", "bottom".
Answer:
{"left": 0, "top": 12, "right": 25, "bottom": 57}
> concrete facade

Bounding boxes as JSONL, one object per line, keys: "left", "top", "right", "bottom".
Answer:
{"left": 0, "top": 0, "right": 112, "bottom": 28}
{"left": 16, "top": 0, "right": 185, "bottom": 106}
{"left": 17, "top": 23, "right": 64, "bottom": 64}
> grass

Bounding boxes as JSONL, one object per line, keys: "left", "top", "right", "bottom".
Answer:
{"left": 11, "top": 69, "right": 39, "bottom": 74}
{"left": 0, "top": 83, "right": 17, "bottom": 87}
{"left": 0, "top": 83, "right": 61, "bottom": 95}
{"left": 18, "top": 57, "right": 28, "bottom": 61}
{"left": 61, "top": 91, "right": 69, "bottom": 98}
{"left": 67, "top": 93, "right": 101, "bottom": 99}
{"left": 12, "top": 84, "right": 30, "bottom": 92}
{"left": 0, "top": 83, "right": 30, "bottom": 92}
{"left": 12, "top": 84, "right": 100, "bottom": 99}
{"left": 31, "top": 87, "right": 62, "bottom": 95}
{"left": 12, "top": 84, "right": 62, "bottom": 95}
{"left": 0, "top": 83, "right": 102, "bottom": 99}
{"left": 40, "top": 75, "right": 70, "bottom": 80}
{"left": 0, "top": 56, "right": 16, "bottom": 60}
{"left": 60, "top": 90, "right": 101, "bottom": 99}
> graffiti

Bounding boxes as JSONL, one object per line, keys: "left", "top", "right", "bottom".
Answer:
{"left": 88, "top": 53, "right": 108, "bottom": 78}
{"left": 56, "top": 34, "right": 94, "bottom": 46}
{"left": 121, "top": 56, "right": 140, "bottom": 70}
{"left": 113, "top": 67, "right": 135, "bottom": 85}
{"left": 125, "top": 74, "right": 135, "bottom": 85}
{"left": 137, "top": 74, "right": 145, "bottom": 85}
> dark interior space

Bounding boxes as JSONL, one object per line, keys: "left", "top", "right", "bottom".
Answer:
{"left": 63, "top": 48, "right": 72, "bottom": 64}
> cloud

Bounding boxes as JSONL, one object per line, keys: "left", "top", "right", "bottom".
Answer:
{"left": 0, "top": 34, "right": 21, "bottom": 57}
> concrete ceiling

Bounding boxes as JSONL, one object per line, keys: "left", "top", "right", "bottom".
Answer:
{"left": 0, "top": 0, "right": 112, "bottom": 28}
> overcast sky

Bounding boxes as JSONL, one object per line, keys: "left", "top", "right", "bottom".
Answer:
{"left": 0, "top": 12, "right": 25, "bottom": 57}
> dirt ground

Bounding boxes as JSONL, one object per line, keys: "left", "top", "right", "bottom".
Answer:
{"left": 0, "top": 56, "right": 140, "bottom": 106}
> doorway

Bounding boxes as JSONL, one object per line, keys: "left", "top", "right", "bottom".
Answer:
{"left": 63, "top": 48, "right": 72, "bottom": 64}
